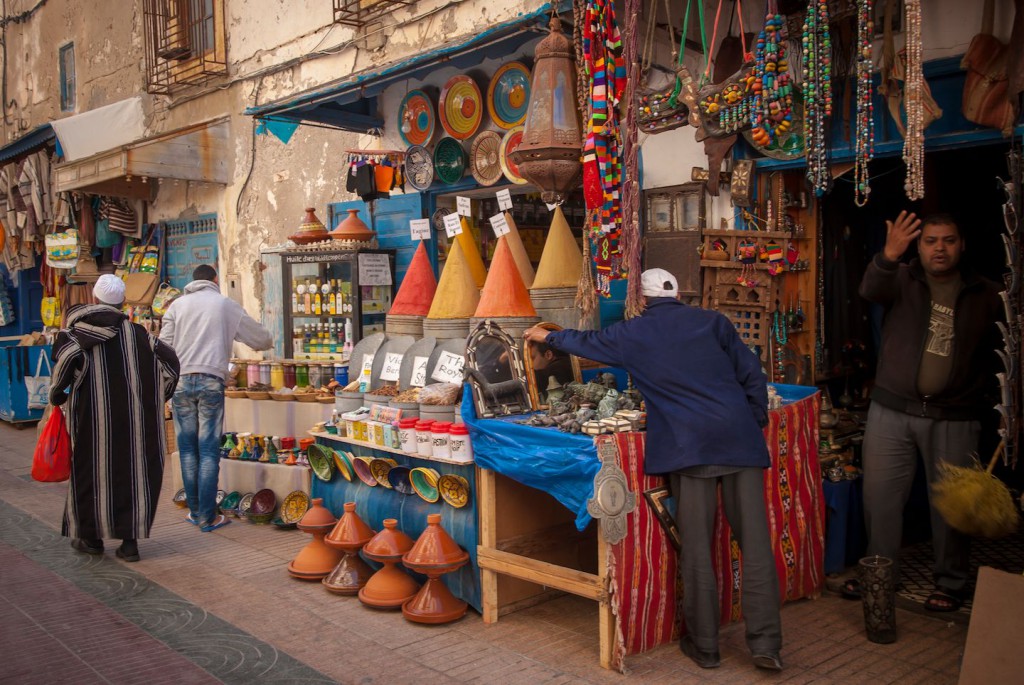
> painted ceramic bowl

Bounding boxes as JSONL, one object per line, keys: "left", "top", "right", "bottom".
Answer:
{"left": 272, "top": 516, "right": 297, "bottom": 529}
{"left": 280, "top": 490, "right": 311, "bottom": 525}
{"left": 248, "top": 510, "right": 275, "bottom": 525}
{"left": 238, "top": 492, "right": 256, "bottom": 517}
{"left": 386, "top": 465, "right": 414, "bottom": 496}
{"left": 331, "top": 449, "right": 353, "bottom": 482}
{"left": 172, "top": 488, "right": 188, "bottom": 508}
{"left": 306, "top": 444, "right": 335, "bottom": 482}
{"left": 369, "top": 458, "right": 398, "bottom": 488}
{"left": 352, "top": 456, "right": 378, "bottom": 487}
{"left": 409, "top": 467, "right": 441, "bottom": 503}
{"left": 250, "top": 488, "right": 277, "bottom": 515}
{"left": 215, "top": 489, "right": 227, "bottom": 506}
{"left": 438, "top": 474, "right": 470, "bottom": 508}
{"left": 219, "top": 491, "right": 241, "bottom": 516}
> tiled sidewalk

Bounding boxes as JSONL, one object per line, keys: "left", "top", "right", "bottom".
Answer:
{"left": 0, "top": 421, "right": 967, "bottom": 683}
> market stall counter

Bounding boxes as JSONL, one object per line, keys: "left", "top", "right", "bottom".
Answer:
{"left": 463, "top": 384, "right": 824, "bottom": 672}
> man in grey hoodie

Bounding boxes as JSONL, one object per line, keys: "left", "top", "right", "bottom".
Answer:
{"left": 159, "top": 265, "right": 273, "bottom": 532}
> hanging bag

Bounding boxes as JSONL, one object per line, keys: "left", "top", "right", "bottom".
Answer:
{"left": 25, "top": 351, "right": 52, "bottom": 410}
{"left": 151, "top": 282, "right": 181, "bottom": 317}
{"left": 962, "top": 0, "right": 1018, "bottom": 137}
{"left": 31, "top": 404, "right": 71, "bottom": 482}
{"left": 636, "top": 0, "right": 705, "bottom": 134}
{"left": 123, "top": 227, "right": 159, "bottom": 306}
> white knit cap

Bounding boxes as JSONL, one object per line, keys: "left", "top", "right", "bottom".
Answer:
{"left": 640, "top": 268, "right": 678, "bottom": 298}
{"left": 93, "top": 274, "right": 126, "bottom": 305}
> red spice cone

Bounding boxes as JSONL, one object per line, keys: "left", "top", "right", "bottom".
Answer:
{"left": 389, "top": 242, "right": 437, "bottom": 316}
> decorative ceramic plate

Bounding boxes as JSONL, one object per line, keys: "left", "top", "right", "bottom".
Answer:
{"left": 499, "top": 126, "right": 527, "bottom": 185}
{"left": 410, "top": 467, "right": 440, "bottom": 503}
{"left": 250, "top": 488, "right": 277, "bottom": 515}
{"left": 398, "top": 89, "right": 435, "bottom": 147}
{"left": 487, "top": 61, "right": 531, "bottom": 129}
{"left": 172, "top": 488, "right": 187, "bottom": 508}
{"left": 404, "top": 144, "right": 435, "bottom": 191}
{"left": 352, "top": 456, "right": 378, "bottom": 487}
{"left": 433, "top": 137, "right": 466, "bottom": 185}
{"left": 387, "top": 466, "right": 414, "bottom": 495}
{"left": 307, "top": 444, "right": 335, "bottom": 482}
{"left": 215, "top": 489, "right": 227, "bottom": 506}
{"left": 369, "top": 457, "right": 397, "bottom": 488}
{"left": 438, "top": 474, "right": 470, "bottom": 508}
{"left": 219, "top": 491, "right": 241, "bottom": 514}
{"left": 439, "top": 75, "right": 483, "bottom": 140}
{"left": 272, "top": 516, "right": 297, "bottom": 529}
{"left": 331, "top": 449, "right": 353, "bottom": 482}
{"left": 238, "top": 492, "right": 255, "bottom": 517}
{"left": 280, "top": 490, "right": 311, "bottom": 524}
{"left": 470, "top": 130, "right": 503, "bottom": 186}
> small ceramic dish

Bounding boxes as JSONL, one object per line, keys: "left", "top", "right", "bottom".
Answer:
{"left": 369, "top": 457, "right": 398, "bottom": 488}
{"left": 409, "top": 467, "right": 441, "bottom": 503}
{"left": 238, "top": 492, "right": 256, "bottom": 517}
{"left": 219, "top": 491, "right": 241, "bottom": 515}
{"left": 331, "top": 449, "right": 353, "bottom": 482}
{"left": 280, "top": 490, "right": 311, "bottom": 524}
{"left": 250, "top": 488, "right": 277, "bottom": 515}
{"left": 387, "top": 465, "right": 414, "bottom": 495}
{"left": 271, "top": 516, "right": 297, "bottom": 529}
{"left": 306, "top": 444, "right": 335, "bottom": 482}
{"left": 438, "top": 474, "right": 470, "bottom": 508}
{"left": 215, "top": 489, "right": 227, "bottom": 506}
{"left": 248, "top": 510, "right": 275, "bottom": 525}
{"left": 352, "top": 456, "right": 377, "bottom": 487}
{"left": 172, "top": 488, "right": 188, "bottom": 508}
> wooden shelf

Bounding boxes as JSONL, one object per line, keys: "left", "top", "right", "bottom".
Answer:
{"left": 309, "top": 431, "right": 474, "bottom": 466}
{"left": 702, "top": 228, "right": 793, "bottom": 239}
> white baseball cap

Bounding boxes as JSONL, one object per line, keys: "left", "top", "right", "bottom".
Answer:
{"left": 93, "top": 274, "right": 126, "bottom": 305}
{"left": 640, "top": 268, "right": 678, "bottom": 298}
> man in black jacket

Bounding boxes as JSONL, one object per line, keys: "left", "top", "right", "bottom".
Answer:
{"left": 858, "top": 211, "right": 1002, "bottom": 612}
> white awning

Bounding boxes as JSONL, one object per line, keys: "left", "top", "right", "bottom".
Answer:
{"left": 50, "top": 97, "right": 146, "bottom": 162}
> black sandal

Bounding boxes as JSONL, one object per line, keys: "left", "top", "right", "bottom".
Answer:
{"left": 840, "top": 578, "right": 861, "bottom": 600}
{"left": 924, "top": 590, "right": 962, "bottom": 612}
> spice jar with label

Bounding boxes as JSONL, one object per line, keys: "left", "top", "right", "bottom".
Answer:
{"left": 448, "top": 424, "right": 473, "bottom": 463}
{"left": 283, "top": 362, "right": 296, "bottom": 388}
{"left": 430, "top": 421, "right": 452, "bottom": 460}
{"left": 398, "top": 418, "right": 418, "bottom": 454}
{"left": 270, "top": 362, "right": 285, "bottom": 390}
{"left": 415, "top": 420, "right": 435, "bottom": 457}
{"left": 246, "top": 361, "right": 261, "bottom": 387}
{"left": 258, "top": 361, "right": 272, "bottom": 386}
{"left": 295, "top": 362, "right": 310, "bottom": 387}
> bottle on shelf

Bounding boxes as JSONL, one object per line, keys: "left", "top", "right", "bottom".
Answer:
{"left": 344, "top": 318, "right": 353, "bottom": 354}
{"left": 303, "top": 279, "right": 313, "bottom": 314}
{"left": 312, "top": 279, "right": 322, "bottom": 315}
{"left": 328, "top": 279, "right": 337, "bottom": 315}
{"left": 291, "top": 281, "right": 298, "bottom": 315}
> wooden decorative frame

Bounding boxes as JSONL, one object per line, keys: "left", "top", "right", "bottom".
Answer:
{"left": 643, "top": 485, "right": 681, "bottom": 552}
{"left": 523, "top": 322, "right": 582, "bottom": 411}
{"left": 465, "top": 320, "right": 531, "bottom": 418}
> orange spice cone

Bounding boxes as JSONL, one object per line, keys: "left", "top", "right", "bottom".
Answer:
{"left": 389, "top": 242, "right": 437, "bottom": 316}
{"left": 455, "top": 217, "right": 487, "bottom": 289}
{"left": 474, "top": 238, "right": 537, "bottom": 318}
{"left": 427, "top": 239, "right": 480, "bottom": 319}
{"left": 532, "top": 206, "right": 582, "bottom": 289}
{"left": 502, "top": 212, "right": 535, "bottom": 289}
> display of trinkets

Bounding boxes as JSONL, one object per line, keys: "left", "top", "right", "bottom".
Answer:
{"left": 518, "top": 379, "right": 641, "bottom": 434}
{"left": 902, "top": 0, "right": 925, "bottom": 200}
{"left": 853, "top": 0, "right": 875, "bottom": 206}
{"left": 748, "top": 11, "right": 793, "bottom": 147}
{"left": 802, "top": 0, "right": 833, "bottom": 195}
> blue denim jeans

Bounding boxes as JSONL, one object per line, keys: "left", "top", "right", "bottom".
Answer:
{"left": 173, "top": 374, "right": 225, "bottom": 527}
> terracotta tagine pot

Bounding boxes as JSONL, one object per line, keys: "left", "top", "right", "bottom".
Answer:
{"left": 289, "top": 207, "right": 330, "bottom": 245}
{"left": 323, "top": 502, "right": 376, "bottom": 595}
{"left": 287, "top": 498, "right": 343, "bottom": 580}
{"left": 402, "top": 513, "right": 470, "bottom": 624}
{"left": 329, "top": 209, "right": 376, "bottom": 243}
{"left": 358, "top": 518, "right": 420, "bottom": 610}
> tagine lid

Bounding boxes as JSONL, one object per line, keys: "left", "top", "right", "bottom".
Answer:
{"left": 289, "top": 207, "right": 331, "bottom": 245}
{"left": 325, "top": 502, "right": 375, "bottom": 548}
{"left": 329, "top": 208, "right": 376, "bottom": 242}
{"left": 403, "top": 513, "right": 469, "bottom": 569}
{"left": 297, "top": 497, "right": 337, "bottom": 531}
{"left": 362, "top": 518, "right": 416, "bottom": 561}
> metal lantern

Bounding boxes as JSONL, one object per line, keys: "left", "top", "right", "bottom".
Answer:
{"left": 508, "top": 16, "right": 582, "bottom": 204}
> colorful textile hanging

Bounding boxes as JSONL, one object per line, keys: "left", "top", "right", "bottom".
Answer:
{"left": 582, "top": 0, "right": 627, "bottom": 296}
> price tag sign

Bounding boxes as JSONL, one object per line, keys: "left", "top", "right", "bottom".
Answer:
{"left": 489, "top": 213, "right": 510, "bottom": 238}
{"left": 457, "top": 196, "right": 472, "bottom": 216}
{"left": 357, "top": 253, "right": 392, "bottom": 285}
{"left": 431, "top": 351, "right": 465, "bottom": 384}
{"left": 545, "top": 202, "right": 558, "bottom": 212}
{"left": 496, "top": 188, "right": 513, "bottom": 211}
{"left": 379, "top": 353, "right": 404, "bottom": 382}
{"left": 410, "top": 218, "right": 431, "bottom": 241}
{"left": 361, "top": 354, "right": 374, "bottom": 378}
{"left": 410, "top": 356, "right": 429, "bottom": 387}
{"left": 443, "top": 213, "right": 462, "bottom": 238}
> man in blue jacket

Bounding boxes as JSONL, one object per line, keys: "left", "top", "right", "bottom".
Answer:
{"left": 524, "top": 269, "right": 782, "bottom": 672}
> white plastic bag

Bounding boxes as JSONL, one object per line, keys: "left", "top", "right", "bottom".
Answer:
{"left": 25, "top": 352, "right": 52, "bottom": 410}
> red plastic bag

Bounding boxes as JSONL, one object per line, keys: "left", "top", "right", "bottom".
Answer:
{"left": 32, "top": 405, "right": 71, "bottom": 482}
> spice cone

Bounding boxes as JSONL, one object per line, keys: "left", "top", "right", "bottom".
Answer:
{"left": 389, "top": 242, "right": 437, "bottom": 316}
{"left": 427, "top": 239, "right": 480, "bottom": 319}
{"left": 455, "top": 217, "right": 487, "bottom": 289}
{"left": 474, "top": 238, "right": 537, "bottom": 317}
{"left": 502, "top": 212, "right": 535, "bottom": 288}
{"left": 532, "top": 206, "right": 582, "bottom": 288}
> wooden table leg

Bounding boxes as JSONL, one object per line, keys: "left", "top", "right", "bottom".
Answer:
{"left": 477, "top": 466, "right": 498, "bottom": 624}
{"left": 597, "top": 528, "right": 615, "bottom": 669}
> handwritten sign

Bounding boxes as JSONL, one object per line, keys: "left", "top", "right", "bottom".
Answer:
{"left": 489, "top": 213, "right": 510, "bottom": 238}
{"left": 457, "top": 196, "right": 472, "bottom": 217}
{"left": 431, "top": 351, "right": 465, "bottom": 384}
{"left": 359, "top": 354, "right": 374, "bottom": 391}
{"left": 496, "top": 188, "right": 513, "bottom": 211}
{"left": 357, "top": 253, "right": 392, "bottom": 286}
{"left": 410, "top": 218, "right": 431, "bottom": 241}
{"left": 410, "top": 356, "right": 429, "bottom": 387}
{"left": 379, "top": 353, "right": 403, "bottom": 381}
{"left": 443, "top": 213, "right": 462, "bottom": 238}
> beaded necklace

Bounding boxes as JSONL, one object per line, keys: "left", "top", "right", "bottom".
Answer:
{"left": 773, "top": 300, "right": 788, "bottom": 383}
{"left": 903, "top": 0, "right": 925, "bottom": 200}
{"left": 854, "top": 0, "right": 875, "bottom": 207}
{"left": 749, "top": 8, "right": 794, "bottom": 147}
{"left": 802, "top": 0, "right": 832, "bottom": 195}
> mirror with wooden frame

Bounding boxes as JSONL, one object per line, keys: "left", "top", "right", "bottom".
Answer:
{"left": 465, "top": 320, "right": 531, "bottom": 418}
{"left": 523, "top": 322, "right": 582, "bottom": 411}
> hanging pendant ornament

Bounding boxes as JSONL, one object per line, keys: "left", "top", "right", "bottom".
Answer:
{"left": 903, "top": 0, "right": 925, "bottom": 201}
{"left": 854, "top": 0, "right": 875, "bottom": 206}
{"left": 802, "top": 0, "right": 833, "bottom": 196}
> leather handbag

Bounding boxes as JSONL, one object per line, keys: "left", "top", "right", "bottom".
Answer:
{"left": 962, "top": 0, "right": 1018, "bottom": 137}
{"left": 123, "top": 228, "right": 159, "bottom": 306}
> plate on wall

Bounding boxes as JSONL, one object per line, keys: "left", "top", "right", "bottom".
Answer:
{"left": 439, "top": 75, "right": 483, "bottom": 140}
{"left": 280, "top": 490, "right": 311, "bottom": 524}
{"left": 499, "top": 126, "right": 527, "bottom": 185}
{"left": 433, "top": 137, "right": 467, "bottom": 185}
{"left": 470, "top": 130, "right": 503, "bottom": 187}
{"left": 397, "top": 89, "right": 435, "bottom": 147}
{"left": 487, "top": 61, "right": 531, "bottom": 129}
{"left": 404, "top": 144, "right": 435, "bottom": 191}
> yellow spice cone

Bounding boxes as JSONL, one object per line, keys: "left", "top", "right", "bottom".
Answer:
{"left": 502, "top": 212, "right": 535, "bottom": 289}
{"left": 427, "top": 239, "right": 480, "bottom": 319}
{"left": 532, "top": 206, "right": 583, "bottom": 288}
{"left": 474, "top": 237, "right": 537, "bottom": 318}
{"left": 456, "top": 217, "right": 487, "bottom": 289}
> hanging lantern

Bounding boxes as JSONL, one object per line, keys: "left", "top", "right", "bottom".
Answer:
{"left": 508, "top": 16, "right": 582, "bottom": 204}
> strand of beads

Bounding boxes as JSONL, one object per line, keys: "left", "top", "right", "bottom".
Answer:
{"left": 903, "top": 0, "right": 925, "bottom": 200}
{"left": 854, "top": 0, "right": 875, "bottom": 207}
{"left": 802, "top": 0, "right": 833, "bottom": 195}
{"left": 749, "top": 12, "right": 794, "bottom": 148}
{"left": 773, "top": 303, "right": 788, "bottom": 383}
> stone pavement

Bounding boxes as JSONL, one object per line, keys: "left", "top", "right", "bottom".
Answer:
{"left": 0, "top": 421, "right": 967, "bottom": 684}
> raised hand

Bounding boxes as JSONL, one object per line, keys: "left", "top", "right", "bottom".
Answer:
{"left": 882, "top": 211, "right": 922, "bottom": 262}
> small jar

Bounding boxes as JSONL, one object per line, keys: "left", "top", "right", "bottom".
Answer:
{"left": 295, "top": 362, "right": 310, "bottom": 387}
{"left": 282, "top": 363, "right": 296, "bottom": 388}
{"left": 430, "top": 421, "right": 452, "bottom": 460}
{"left": 448, "top": 423, "right": 473, "bottom": 463}
{"left": 398, "top": 418, "right": 418, "bottom": 454}
{"left": 280, "top": 436, "right": 296, "bottom": 450}
{"left": 334, "top": 363, "right": 348, "bottom": 386}
{"left": 246, "top": 361, "right": 261, "bottom": 387}
{"left": 270, "top": 362, "right": 285, "bottom": 390}
{"left": 258, "top": 361, "right": 272, "bottom": 386}
{"left": 415, "top": 420, "right": 435, "bottom": 457}
{"left": 309, "top": 363, "right": 324, "bottom": 388}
